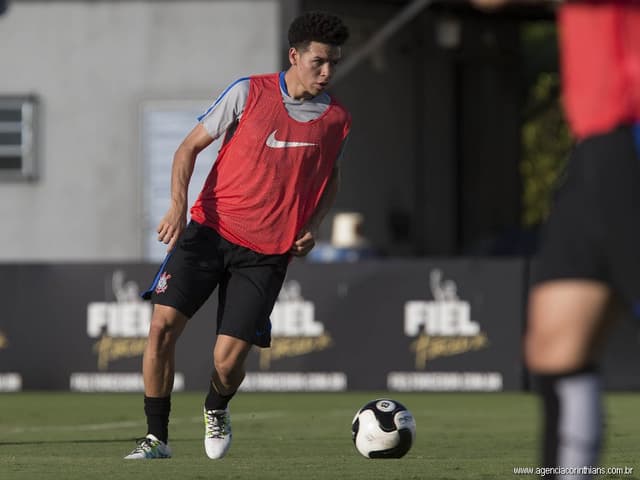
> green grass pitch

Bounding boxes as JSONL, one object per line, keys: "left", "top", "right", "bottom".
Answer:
{"left": 1, "top": 392, "right": 638, "bottom": 479}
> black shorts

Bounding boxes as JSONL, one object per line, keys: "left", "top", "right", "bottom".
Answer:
{"left": 532, "top": 125, "right": 640, "bottom": 310}
{"left": 142, "top": 221, "right": 289, "bottom": 347}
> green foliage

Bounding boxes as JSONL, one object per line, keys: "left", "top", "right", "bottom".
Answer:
{"left": 520, "top": 23, "right": 573, "bottom": 227}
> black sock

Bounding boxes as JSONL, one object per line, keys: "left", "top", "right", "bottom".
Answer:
{"left": 204, "top": 378, "right": 236, "bottom": 411}
{"left": 536, "top": 365, "right": 602, "bottom": 476}
{"left": 144, "top": 395, "right": 171, "bottom": 443}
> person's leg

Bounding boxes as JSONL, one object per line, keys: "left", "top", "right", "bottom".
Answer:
{"left": 143, "top": 305, "right": 189, "bottom": 441}
{"left": 126, "top": 223, "right": 224, "bottom": 459}
{"left": 124, "top": 304, "right": 189, "bottom": 459}
{"left": 203, "top": 334, "right": 252, "bottom": 459}
{"left": 202, "top": 246, "right": 287, "bottom": 459}
{"left": 206, "top": 334, "right": 252, "bottom": 406}
{"left": 526, "top": 280, "right": 613, "bottom": 478}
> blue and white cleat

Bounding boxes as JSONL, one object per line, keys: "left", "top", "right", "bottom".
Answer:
{"left": 124, "top": 434, "right": 172, "bottom": 459}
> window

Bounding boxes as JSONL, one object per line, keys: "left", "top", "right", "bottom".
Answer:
{"left": 0, "top": 95, "right": 38, "bottom": 181}
{"left": 140, "top": 101, "right": 219, "bottom": 260}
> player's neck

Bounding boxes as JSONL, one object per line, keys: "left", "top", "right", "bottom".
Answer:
{"left": 283, "top": 69, "right": 314, "bottom": 101}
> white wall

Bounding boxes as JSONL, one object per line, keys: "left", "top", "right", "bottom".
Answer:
{"left": 0, "top": 0, "right": 279, "bottom": 260}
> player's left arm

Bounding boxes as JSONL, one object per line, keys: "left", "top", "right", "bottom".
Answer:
{"left": 291, "top": 130, "right": 349, "bottom": 257}
{"left": 290, "top": 162, "right": 341, "bottom": 257}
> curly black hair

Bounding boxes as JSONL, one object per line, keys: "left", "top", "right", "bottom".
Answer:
{"left": 288, "top": 11, "right": 349, "bottom": 50}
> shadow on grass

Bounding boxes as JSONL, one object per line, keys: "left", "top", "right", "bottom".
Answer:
{"left": 0, "top": 436, "right": 201, "bottom": 446}
{"left": 0, "top": 438, "right": 135, "bottom": 446}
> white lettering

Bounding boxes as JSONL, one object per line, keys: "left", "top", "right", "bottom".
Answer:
{"left": 87, "top": 302, "right": 152, "bottom": 338}
{"left": 387, "top": 372, "right": 503, "bottom": 391}
{"left": 0, "top": 373, "right": 22, "bottom": 392}
{"left": 270, "top": 301, "right": 323, "bottom": 337}
{"left": 404, "top": 300, "right": 479, "bottom": 336}
{"left": 239, "top": 372, "right": 347, "bottom": 391}
{"left": 70, "top": 372, "right": 184, "bottom": 392}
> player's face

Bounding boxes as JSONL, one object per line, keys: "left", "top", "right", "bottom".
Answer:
{"left": 289, "top": 41, "right": 342, "bottom": 98}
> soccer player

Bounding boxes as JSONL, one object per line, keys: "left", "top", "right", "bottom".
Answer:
{"left": 124, "top": 11, "right": 350, "bottom": 460}
{"left": 473, "top": 1, "right": 640, "bottom": 477}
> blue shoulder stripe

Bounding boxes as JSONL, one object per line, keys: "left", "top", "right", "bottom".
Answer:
{"left": 279, "top": 71, "right": 288, "bottom": 96}
{"left": 197, "top": 76, "right": 250, "bottom": 121}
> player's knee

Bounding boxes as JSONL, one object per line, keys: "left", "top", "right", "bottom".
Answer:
{"left": 213, "top": 357, "right": 235, "bottom": 380}
{"left": 525, "top": 330, "right": 586, "bottom": 374}
{"left": 213, "top": 357, "right": 242, "bottom": 387}
{"left": 147, "top": 313, "right": 182, "bottom": 349}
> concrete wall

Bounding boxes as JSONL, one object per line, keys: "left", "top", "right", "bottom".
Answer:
{"left": 0, "top": 0, "right": 279, "bottom": 260}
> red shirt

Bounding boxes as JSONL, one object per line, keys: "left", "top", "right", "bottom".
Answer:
{"left": 559, "top": 0, "right": 640, "bottom": 138}
{"left": 190, "top": 73, "right": 351, "bottom": 254}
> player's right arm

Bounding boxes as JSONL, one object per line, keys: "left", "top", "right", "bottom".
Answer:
{"left": 157, "top": 124, "right": 214, "bottom": 251}
{"left": 157, "top": 78, "right": 250, "bottom": 251}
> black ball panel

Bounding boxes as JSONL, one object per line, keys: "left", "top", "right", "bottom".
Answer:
{"left": 361, "top": 398, "right": 409, "bottom": 432}
{"left": 351, "top": 417, "right": 359, "bottom": 442}
{"left": 368, "top": 429, "right": 413, "bottom": 459}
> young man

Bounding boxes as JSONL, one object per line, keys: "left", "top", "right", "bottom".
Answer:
{"left": 124, "top": 11, "right": 350, "bottom": 460}
{"left": 475, "top": 1, "right": 640, "bottom": 477}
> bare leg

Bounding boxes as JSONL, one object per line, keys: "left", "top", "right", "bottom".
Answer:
{"left": 526, "top": 280, "right": 611, "bottom": 373}
{"left": 525, "top": 280, "right": 613, "bottom": 478}
{"left": 203, "top": 334, "right": 252, "bottom": 459}
{"left": 140, "top": 304, "right": 189, "bottom": 445}
{"left": 143, "top": 304, "right": 189, "bottom": 396}
{"left": 210, "top": 334, "right": 252, "bottom": 397}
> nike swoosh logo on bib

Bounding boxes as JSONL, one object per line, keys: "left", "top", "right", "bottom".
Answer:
{"left": 266, "top": 130, "right": 317, "bottom": 148}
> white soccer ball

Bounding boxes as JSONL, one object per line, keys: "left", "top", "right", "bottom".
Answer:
{"left": 351, "top": 398, "right": 416, "bottom": 458}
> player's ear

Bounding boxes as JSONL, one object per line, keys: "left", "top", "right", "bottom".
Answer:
{"left": 288, "top": 47, "right": 298, "bottom": 66}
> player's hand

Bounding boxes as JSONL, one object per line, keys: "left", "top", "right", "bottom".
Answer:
{"left": 290, "top": 229, "right": 316, "bottom": 257}
{"left": 156, "top": 208, "right": 187, "bottom": 252}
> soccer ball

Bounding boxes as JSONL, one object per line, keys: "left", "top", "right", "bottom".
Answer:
{"left": 351, "top": 398, "right": 416, "bottom": 458}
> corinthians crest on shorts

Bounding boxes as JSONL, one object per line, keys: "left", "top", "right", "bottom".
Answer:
{"left": 155, "top": 272, "right": 171, "bottom": 295}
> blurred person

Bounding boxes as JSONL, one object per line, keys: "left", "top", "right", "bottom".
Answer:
{"left": 124, "top": 11, "right": 350, "bottom": 460}
{"left": 473, "top": 0, "right": 640, "bottom": 478}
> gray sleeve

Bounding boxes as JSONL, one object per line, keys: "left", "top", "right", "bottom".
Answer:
{"left": 197, "top": 77, "right": 250, "bottom": 140}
